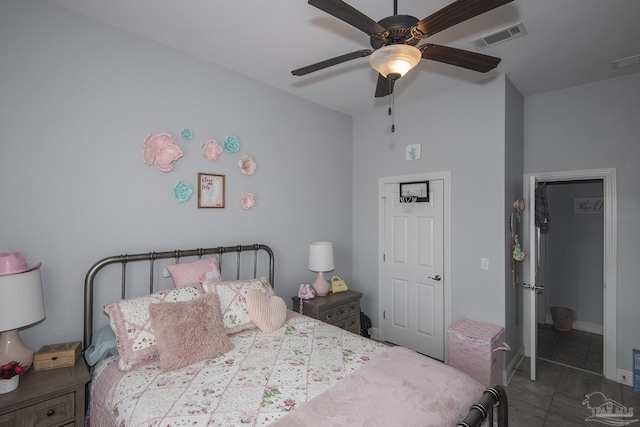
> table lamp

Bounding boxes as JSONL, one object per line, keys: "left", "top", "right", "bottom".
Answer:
{"left": 0, "top": 252, "right": 45, "bottom": 371}
{"left": 308, "top": 242, "right": 334, "bottom": 296}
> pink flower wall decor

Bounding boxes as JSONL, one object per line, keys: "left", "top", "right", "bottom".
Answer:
{"left": 142, "top": 133, "right": 183, "bottom": 172}
{"left": 241, "top": 193, "right": 255, "bottom": 210}
{"left": 201, "top": 139, "right": 223, "bottom": 161}
{"left": 238, "top": 155, "right": 257, "bottom": 175}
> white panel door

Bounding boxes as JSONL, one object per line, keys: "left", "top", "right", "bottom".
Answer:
{"left": 382, "top": 180, "right": 444, "bottom": 359}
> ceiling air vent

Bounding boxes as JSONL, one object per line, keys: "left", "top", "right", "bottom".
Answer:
{"left": 471, "top": 22, "right": 527, "bottom": 50}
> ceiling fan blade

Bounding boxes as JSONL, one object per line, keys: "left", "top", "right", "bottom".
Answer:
{"left": 308, "top": 0, "right": 387, "bottom": 36}
{"left": 419, "top": 43, "right": 501, "bottom": 73}
{"left": 413, "top": 0, "right": 513, "bottom": 38}
{"left": 292, "top": 49, "right": 372, "bottom": 76}
{"left": 374, "top": 74, "right": 395, "bottom": 98}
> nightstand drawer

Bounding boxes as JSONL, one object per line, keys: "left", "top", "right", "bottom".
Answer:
{"left": 25, "top": 392, "right": 74, "bottom": 426}
{"left": 333, "top": 314, "right": 360, "bottom": 334}
{"left": 319, "top": 299, "right": 359, "bottom": 323}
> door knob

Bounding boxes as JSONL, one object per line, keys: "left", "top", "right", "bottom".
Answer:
{"left": 428, "top": 275, "right": 442, "bottom": 281}
{"left": 522, "top": 283, "right": 544, "bottom": 291}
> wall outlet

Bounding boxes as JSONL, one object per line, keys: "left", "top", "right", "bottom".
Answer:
{"left": 481, "top": 258, "right": 490, "bottom": 270}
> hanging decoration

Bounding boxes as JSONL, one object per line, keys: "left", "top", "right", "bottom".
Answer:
{"left": 238, "top": 155, "right": 257, "bottom": 175}
{"left": 223, "top": 135, "right": 240, "bottom": 153}
{"left": 142, "top": 133, "right": 183, "bottom": 172}
{"left": 172, "top": 181, "right": 193, "bottom": 203}
{"left": 535, "top": 183, "right": 550, "bottom": 231}
{"left": 241, "top": 193, "right": 256, "bottom": 210}
{"left": 201, "top": 139, "right": 223, "bottom": 161}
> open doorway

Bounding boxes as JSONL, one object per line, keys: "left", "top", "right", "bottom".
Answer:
{"left": 536, "top": 179, "right": 603, "bottom": 374}
{"left": 523, "top": 168, "right": 616, "bottom": 382}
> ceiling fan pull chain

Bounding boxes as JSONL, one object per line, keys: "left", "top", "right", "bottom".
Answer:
{"left": 391, "top": 92, "right": 396, "bottom": 133}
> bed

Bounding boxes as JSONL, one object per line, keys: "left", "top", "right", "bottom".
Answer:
{"left": 83, "top": 243, "right": 508, "bottom": 427}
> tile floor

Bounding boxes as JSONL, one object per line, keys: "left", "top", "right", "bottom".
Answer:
{"left": 506, "top": 357, "right": 639, "bottom": 426}
{"left": 537, "top": 323, "right": 603, "bottom": 374}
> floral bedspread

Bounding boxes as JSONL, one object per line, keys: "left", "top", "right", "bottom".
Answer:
{"left": 89, "top": 314, "right": 388, "bottom": 427}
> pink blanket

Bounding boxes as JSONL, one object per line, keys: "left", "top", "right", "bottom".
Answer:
{"left": 271, "top": 346, "right": 485, "bottom": 427}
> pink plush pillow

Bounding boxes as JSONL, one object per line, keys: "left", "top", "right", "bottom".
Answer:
{"left": 104, "top": 286, "right": 201, "bottom": 371}
{"left": 149, "top": 293, "right": 233, "bottom": 371}
{"left": 245, "top": 290, "right": 287, "bottom": 332}
{"left": 166, "top": 258, "right": 222, "bottom": 288}
{"left": 203, "top": 277, "right": 275, "bottom": 334}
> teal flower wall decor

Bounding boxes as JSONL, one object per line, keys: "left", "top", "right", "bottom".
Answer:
{"left": 173, "top": 181, "right": 193, "bottom": 203}
{"left": 224, "top": 135, "right": 240, "bottom": 153}
{"left": 181, "top": 128, "right": 193, "bottom": 140}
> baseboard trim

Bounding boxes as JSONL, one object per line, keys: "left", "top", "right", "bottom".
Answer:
{"left": 544, "top": 315, "right": 603, "bottom": 335}
{"left": 505, "top": 346, "right": 525, "bottom": 385}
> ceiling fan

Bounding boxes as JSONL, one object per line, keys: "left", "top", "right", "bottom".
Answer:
{"left": 292, "top": 0, "right": 514, "bottom": 98}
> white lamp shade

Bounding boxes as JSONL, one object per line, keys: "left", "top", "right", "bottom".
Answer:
{"left": 370, "top": 44, "right": 422, "bottom": 78}
{"left": 308, "top": 241, "right": 334, "bottom": 272}
{"left": 0, "top": 269, "right": 45, "bottom": 332}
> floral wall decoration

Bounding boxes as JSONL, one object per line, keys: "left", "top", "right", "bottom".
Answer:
{"left": 201, "top": 139, "right": 223, "bottom": 161}
{"left": 238, "top": 155, "right": 256, "bottom": 175}
{"left": 141, "top": 127, "right": 258, "bottom": 209}
{"left": 241, "top": 193, "right": 255, "bottom": 210}
{"left": 173, "top": 181, "right": 193, "bottom": 203}
{"left": 142, "top": 133, "right": 183, "bottom": 172}
{"left": 223, "top": 135, "right": 240, "bottom": 153}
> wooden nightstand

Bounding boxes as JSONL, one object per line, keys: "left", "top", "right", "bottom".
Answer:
{"left": 292, "top": 289, "right": 362, "bottom": 335}
{"left": 0, "top": 357, "right": 90, "bottom": 427}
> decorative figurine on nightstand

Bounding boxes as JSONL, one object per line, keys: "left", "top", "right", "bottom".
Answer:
{"left": 297, "top": 284, "right": 315, "bottom": 315}
{"left": 298, "top": 284, "right": 315, "bottom": 300}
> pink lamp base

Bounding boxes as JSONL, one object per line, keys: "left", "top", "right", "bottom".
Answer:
{"left": 0, "top": 329, "right": 35, "bottom": 372}
{"left": 311, "top": 272, "right": 331, "bottom": 296}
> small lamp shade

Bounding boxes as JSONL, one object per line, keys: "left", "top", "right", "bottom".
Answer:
{"left": 308, "top": 242, "right": 334, "bottom": 296}
{"left": 0, "top": 269, "right": 45, "bottom": 370}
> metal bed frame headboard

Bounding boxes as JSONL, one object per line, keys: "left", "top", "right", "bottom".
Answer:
{"left": 83, "top": 243, "right": 274, "bottom": 350}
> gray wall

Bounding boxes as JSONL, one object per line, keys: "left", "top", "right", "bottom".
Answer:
{"left": 352, "top": 76, "right": 509, "bottom": 330}
{"left": 524, "top": 72, "right": 640, "bottom": 372}
{"left": 504, "top": 77, "right": 525, "bottom": 365}
{"left": 0, "top": 1, "right": 354, "bottom": 349}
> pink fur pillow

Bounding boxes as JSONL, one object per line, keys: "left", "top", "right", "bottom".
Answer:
{"left": 148, "top": 293, "right": 233, "bottom": 371}
{"left": 166, "top": 258, "right": 222, "bottom": 288}
{"left": 246, "top": 290, "right": 287, "bottom": 332}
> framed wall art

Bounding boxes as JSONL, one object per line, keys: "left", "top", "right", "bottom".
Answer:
{"left": 197, "top": 173, "right": 225, "bottom": 208}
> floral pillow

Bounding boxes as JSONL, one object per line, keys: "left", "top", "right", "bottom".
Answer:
{"left": 104, "top": 286, "right": 201, "bottom": 371}
{"left": 166, "top": 258, "right": 222, "bottom": 288}
{"left": 203, "top": 277, "right": 275, "bottom": 334}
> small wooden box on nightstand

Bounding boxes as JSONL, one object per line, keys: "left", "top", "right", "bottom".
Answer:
{"left": 34, "top": 341, "right": 82, "bottom": 372}
{"left": 292, "top": 289, "right": 362, "bottom": 335}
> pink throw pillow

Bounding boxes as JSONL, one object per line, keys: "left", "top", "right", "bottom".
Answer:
{"left": 246, "top": 290, "right": 287, "bottom": 332}
{"left": 166, "top": 258, "right": 222, "bottom": 288}
{"left": 104, "top": 286, "right": 201, "bottom": 371}
{"left": 203, "top": 278, "right": 275, "bottom": 334}
{"left": 149, "top": 293, "right": 233, "bottom": 371}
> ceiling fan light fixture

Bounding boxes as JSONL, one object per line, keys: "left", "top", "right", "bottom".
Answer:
{"left": 370, "top": 44, "right": 422, "bottom": 78}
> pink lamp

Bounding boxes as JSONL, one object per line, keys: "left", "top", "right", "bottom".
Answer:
{"left": 308, "top": 242, "right": 334, "bottom": 296}
{"left": 0, "top": 252, "right": 45, "bottom": 372}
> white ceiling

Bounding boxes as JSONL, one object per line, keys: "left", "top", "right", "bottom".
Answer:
{"left": 47, "top": 0, "right": 640, "bottom": 116}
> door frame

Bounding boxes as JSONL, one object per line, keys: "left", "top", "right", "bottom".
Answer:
{"left": 378, "top": 171, "right": 452, "bottom": 361}
{"left": 522, "top": 168, "right": 617, "bottom": 381}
